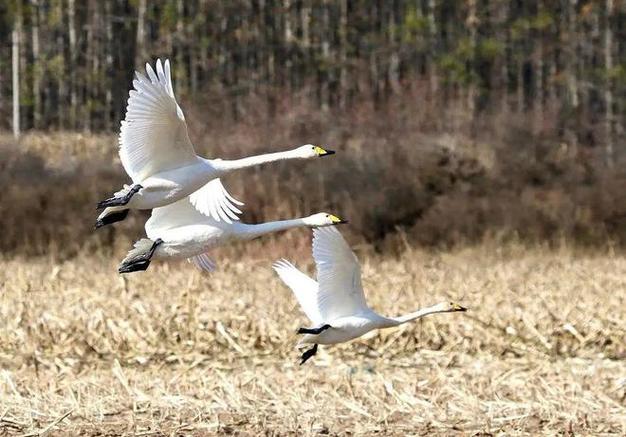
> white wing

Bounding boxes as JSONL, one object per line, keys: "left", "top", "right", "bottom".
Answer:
{"left": 145, "top": 195, "right": 212, "bottom": 239}
{"left": 146, "top": 198, "right": 222, "bottom": 274}
{"left": 189, "top": 178, "right": 244, "bottom": 223}
{"left": 188, "top": 253, "right": 218, "bottom": 272}
{"left": 119, "top": 58, "right": 198, "bottom": 182}
{"left": 272, "top": 260, "right": 323, "bottom": 325}
{"left": 312, "top": 227, "right": 369, "bottom": 322}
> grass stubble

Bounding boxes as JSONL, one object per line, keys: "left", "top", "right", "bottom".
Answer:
{"left": 0, "top": 242, "right": 625, "bottom": 436}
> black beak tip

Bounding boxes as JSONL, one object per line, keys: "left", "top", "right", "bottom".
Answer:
{"left": 321, "top": 149, "right": 336, "bottom": 156}
{"left": 458, "top": 306, "right": 468, "bottom": 312}
{"left": 338, "top": 219, "right": 349, "bottom": 224}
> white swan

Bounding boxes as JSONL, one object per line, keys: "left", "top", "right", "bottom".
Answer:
{"left": 117, "top": 193, "right": 347, "bottom": 274}
{"left": 273, "top": 227, "right": 467, "bottom": 365}
{"left": 96, "top": 58, "right": 334, "bottom": 228}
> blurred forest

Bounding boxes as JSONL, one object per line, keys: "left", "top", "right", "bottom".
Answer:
{"left": 2, "top": 0, "right": 624, "bottom": 146}
{"left": 1, "top": 1, "right": 626, "bottom": 255}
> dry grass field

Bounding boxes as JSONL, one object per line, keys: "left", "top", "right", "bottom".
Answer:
{"left": 1, "top": 242, "right": 625, "bottom": 436}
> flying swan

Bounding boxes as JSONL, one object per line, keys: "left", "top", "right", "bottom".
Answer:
{"left": 96, "top": 58, "right": 334, "bottom": 228}
{"left": 273, "top": 227, "right": 467, "bottom": 365}
{"left": 117, "top": 193, "right": 347, "bottom": 274}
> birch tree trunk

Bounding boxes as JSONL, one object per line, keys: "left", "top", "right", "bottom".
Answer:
{"left": 68, "top": 0, "right": 77, "bottom": 129}
{"left": 135, "top": 0, "right": 147, "bottom": 67}
{"left": 12, "top": 23, "right": 21, "bottom": 139}
{"left": 31, "top": 0, "right": 41, "bottom": 129}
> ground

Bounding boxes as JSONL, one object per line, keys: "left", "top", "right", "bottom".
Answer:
{"left": 1, "top": 244, "right": 625, "bottom": 436}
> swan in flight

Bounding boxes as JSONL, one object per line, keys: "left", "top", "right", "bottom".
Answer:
{"left": 117, "top": 193, "right": 347, "bottom": 274}
{"left": 273, "top": 227, "right": 467, "bottom": 365}
{"left": 96, "top": 58, "right": 334, "bottom": 229}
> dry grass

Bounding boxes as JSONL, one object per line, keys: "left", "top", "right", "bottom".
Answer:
{"left": 1, "top": 243, "right": 625, "bottom": 436}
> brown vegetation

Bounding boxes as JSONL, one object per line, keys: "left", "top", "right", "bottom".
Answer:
{"left": 1, "top": 98, "right": 625, "bottom": 257}
{"left": 0, "top": 244, "right": 624, "bottom": 435}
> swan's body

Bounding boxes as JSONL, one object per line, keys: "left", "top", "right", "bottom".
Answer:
{"left": 118, "top": 193, "right": 346, "bottom": 273}
{"left": 273, "top": 227, "right": 467, "bottom": 364}
{"left": 96, "top": 58, "right": 334, "bottom": 228}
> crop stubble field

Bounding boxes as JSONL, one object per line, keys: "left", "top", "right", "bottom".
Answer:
{"left": 0, "top": 243, "right": 625, "bottom": 436}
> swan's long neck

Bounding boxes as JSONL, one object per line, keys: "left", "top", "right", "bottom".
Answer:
{"left": 384, "top": 304, "right": 451, "bottom": 326}
{"left": 211, "top": 149, "right": 302, "bottom": 173}
{"left": 237, "top": 218, "right": 307, "bottom": 240}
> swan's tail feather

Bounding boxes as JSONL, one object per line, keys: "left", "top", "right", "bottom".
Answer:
{"left": 95, "top": 207, "right": 129, "bottom": 229}
{"left": 118, "top": 238, "right": 161, "bottom": 273}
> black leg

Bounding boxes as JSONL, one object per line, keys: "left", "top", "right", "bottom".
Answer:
{"left": 300, "top": 344, "right": 318, "bottom": 365}
{"left": 94, "top": 209, "right": 129, "bottom": 229}
{"left": 147, "top": 238, "right": 163, "bottom": 258}
{"left": 97, "top": 184, "right": 143, "bottom": 209}
{"left": 118, "top": 239, "right": 163, "bottom": 274}
{"left": 118, "top": 259, "right": 151, "bottom": 273}
{"left": 297, "top": 324, "right": 331, "bottom": 335}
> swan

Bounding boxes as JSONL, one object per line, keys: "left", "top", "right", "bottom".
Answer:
{"left": 117, "top": 193, "right": 347, "bottom": 274}
{"left": 273, "top": 227, "right": 467, "bottom": 365}
{"left": 96, "top": 58, "right": 334, "bottom": 229}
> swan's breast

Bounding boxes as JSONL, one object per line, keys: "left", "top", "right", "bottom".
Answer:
{"left": 315, "top": 316, "right": 378, "bottom": 345}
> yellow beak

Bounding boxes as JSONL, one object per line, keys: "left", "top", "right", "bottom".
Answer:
{"left": 315, "top": 146, "right": 335, "bottom": 157}
{"left": 452, "top": 303, "right": 468, "bottom": 312}
{"left": 329, "top": 214, "right": 348, "bottom": 224}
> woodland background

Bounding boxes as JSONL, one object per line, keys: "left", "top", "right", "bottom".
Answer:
{"left": 1, "top": 0, "right": 625, "bottom": 255}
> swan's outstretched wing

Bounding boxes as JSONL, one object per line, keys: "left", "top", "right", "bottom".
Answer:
{"left": 145, "top": 195, "right": 213, "bottom": 238}
{"left": 272, "top": 260, "right": 323, "bottom": 325}
{"left": 146, "top": 198, "right": 224, "bottom": 273}
{"left": 119, "top": 58, "right": 197, "bottom": 182}
{"left": 189, "top": 179, "right": 244, "bottom": 223}
{"left": 312, "top": 227, "right": 369, "bottom": 322}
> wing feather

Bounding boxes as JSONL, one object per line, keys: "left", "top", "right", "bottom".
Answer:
{"left": 119, "top": 58, "right": 197, "bottom": 182}
{"left": 188, "top": 253, "right": 218, "bottom": 272}
{"left": 272, "top": 260, "right": 323, "bottom": 325}
{"left": 312, "top": 227, "right": 369, "bottom": 322}
{"left": 145, "top": 196, "right": 210, "bottom": 239}
{"left": 189, "top": 179, "right": 244, "bottom": 223}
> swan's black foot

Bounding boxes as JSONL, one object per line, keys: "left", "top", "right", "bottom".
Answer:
{"left": 94, "top": 209, "right": 129, "bottom": 229}
{"left": 97, "top": 184, "right": 142, "bottom": 209}
{"left": 297, "top": 324, "right": 331, "bottom": 335}
{"left": 300, "top": 344, "right": 318, "bottom": 365}
{"left": 118, "top": 238, "right": 163, "bottom": 274}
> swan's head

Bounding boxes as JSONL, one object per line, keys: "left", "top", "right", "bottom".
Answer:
{"left": 432, "top": 301, "right": 468, "bottom": 313}
{"left": 303, "top": 212, "right": 347, "bottom": 227}
{"left": 295, "top": 144, "right": 335, "bottom": 159}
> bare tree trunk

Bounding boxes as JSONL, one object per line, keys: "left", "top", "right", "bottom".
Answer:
{"left": 56, "top": 0, "right": 66, "bottom": 129}
{"left": 604, "top": 0, "right": 614, "bottom": 167}
{"left": 136, "top": 0, "right": 147, "bottom": 67}
{"left": 12, "top": 22, "right": 21, "bottom": 139}
{"left": 176, "top": 0, "right": 186, "bottom": 94}
{"left": 104, "top": 0, "right": 113, "bottom": 131}
{"left": 466, "top": 0, "right": 478, "bottom": 116}
{"left": 427, "top": 0, "right": 438, "bottom": 99}
{"left": 338, "top": 0, "right": 348, "bottom": 108}
{"left": 68, "top": 0, "right": 77, "bottom": 129}
{"left": 533, "top": 0, "right": 545, "bottom": 133}
{"left": 31, "top": 0, "right": 41, "bottom": 129}
{"left": 320, "top": 1, "right": 330, "bottom": 111}
{"left": 387, "top": 7, "right": 400, "bottom": 94}
{"left": 564, "top": 0, "right": 579, "bottom": 149}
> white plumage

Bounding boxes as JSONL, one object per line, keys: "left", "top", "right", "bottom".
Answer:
{"left": 273, "top": 227, "right": 468, "bottom": 364}
{"left": 117, "top": 192, "right": 347, "bottom": 274}
{"left": 96, "top": 59, "right": 335, "bottom": 229}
